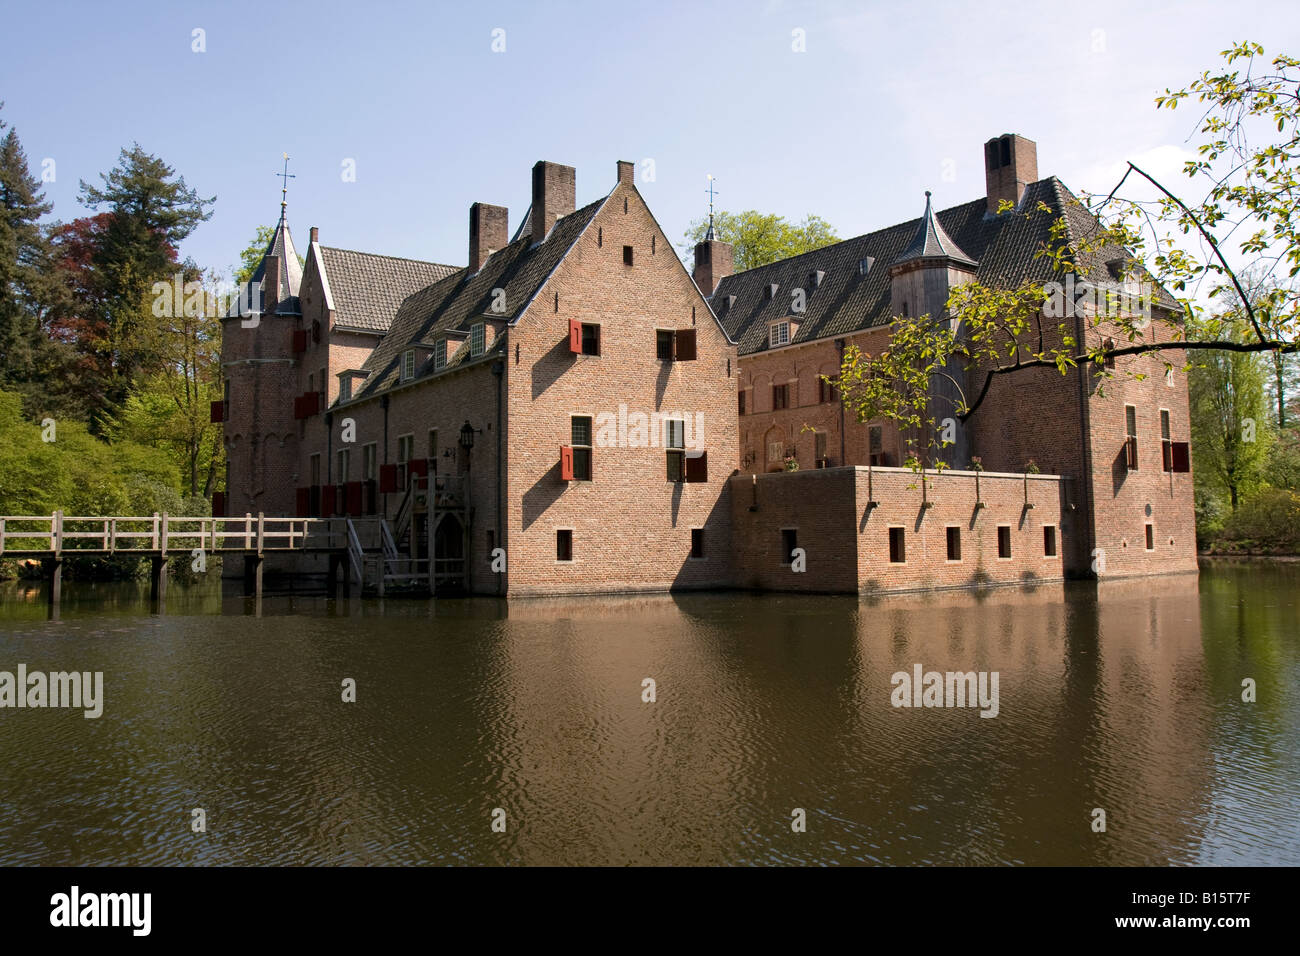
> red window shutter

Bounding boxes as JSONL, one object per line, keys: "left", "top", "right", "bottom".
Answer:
{"left": 408, "top": 458, "right": 428, "bottom": 478}
{"left": 560, "top": 445, "right": 574, "bottom": 481}
{"left": 1171, "top": 441, "right": 1190, "bottom": 473}
{"left": 210, "top": 400, "right": 225, "bottom": 423}
{"left": 346, "top": 481, "right": 363, "bottom": 515}
{"left": 674, "top": 328, "right": 697, "bottom": 361}
{"left": 292, "top": 329, "right": 308, "bottom": 353}
{"left": 295, "top": 487, "right": 310, "bottom": 518}
{"left": 320, "top": 485, "right": 337, "bottom": 518}
{"left": 569, "top": 318, "right": 582, "bottom": 353}
{"left": 685, "top": 450, "right": 708, "bottom": 483}
{"left": 293, "top": 395, "right": 304, "bottom": 419}
{"left": 379, "top": 463, "right": 398, "bottom": 493}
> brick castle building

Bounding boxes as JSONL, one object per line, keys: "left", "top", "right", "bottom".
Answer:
{"left": 218, "top": 135, "right": 1197, "bottom": 596}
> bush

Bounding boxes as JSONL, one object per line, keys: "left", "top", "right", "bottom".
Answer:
{"left": 1214, "top": 487, "right": 1300, "bottom": 552}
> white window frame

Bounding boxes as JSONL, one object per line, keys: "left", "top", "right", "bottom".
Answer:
{"left": 401, "top": 349, "right": 416, "bottom": 382}
{"left": 769, "top": 320, "right": 790, "bottom": 348}
{"left": 470, "top": 322, "right": 485, "bottom": 357}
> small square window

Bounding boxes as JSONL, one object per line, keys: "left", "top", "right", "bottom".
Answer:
{"left": 946, "top": 526, "right": 961, "bottom": 561}
{"left": 1044, "top": 525, "right": 1057, "bottom": 557}
{"left": 889, "top": 527, "right": 906, "bottom": 564}
{"left": 656, "top": 329, "right": 674, "bottom": 362}
{"left": 781, "top": 528, "right": 798, "bottom": 564}
{"left": 691, "top": 528, "right": 704, "bottom": 559}
{"left": 623, "top": 245, "right": 634, "bottom": 266}
{"left": 997, "top": 526, "right": 1012, "bottom": 559}
{"left": 556, "top": 529, "right": 573, "bottom": 562}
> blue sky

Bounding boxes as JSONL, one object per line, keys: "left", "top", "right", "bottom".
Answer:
{"left": 3, "top": 0, "right": 1298, "bottom": 277}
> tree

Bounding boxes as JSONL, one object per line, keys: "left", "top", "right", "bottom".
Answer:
{"left": 683, "top": 210, "right": 839, "bottom": 272}
{"left": 0, "top": 104, "right": 72, "bottom": 414}
{"left": 74, "top": 144, "right": 214, "bottom": 419}
{"left": 1189, "top": 325, "right": 1271, "bottom": 511}
{"left": 838, "top": 43, "right": 1300, "bottom": 465}
{"left": 233, "top": 224, "right": 276, "bottom": 287}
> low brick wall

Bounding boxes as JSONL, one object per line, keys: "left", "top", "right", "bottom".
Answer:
{"left": 728, "top": 466, "right": 1073, "bottom": 594}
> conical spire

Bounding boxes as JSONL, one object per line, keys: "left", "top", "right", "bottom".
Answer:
{"left": 895, "top": 191, "right": 977, "bottom": 267}
{"left": 249, "top": 218, "right": 303, "bottom": 301}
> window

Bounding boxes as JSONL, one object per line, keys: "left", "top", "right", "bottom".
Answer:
{"left": 397, "top": 433, "right": 414, "bottom": 488}
{"left": 656, "top": 329, "right": 674, "bottom": 362}
{"left": 768, "top": 441, "right": 784, "bottom": 465}
{"left": 433, "top": 339, "right": 447, "bottom": 371}
{"left": 691, "top": 528, "right": 705, "bottom": 559}
{"left": 1145, "top": 523, "right": 1155, "bottom": 551}
{"left": 1104, "top": 338, "right": 1117, "bottom": 369}
{"left": 819, "top": 377, "right": 838, "bottom": 403}
{"left": 571, "top": 416, "right": 593, "bottom": 481}
{"left": 309, "top": 453, "right": 321, "bottom": 486}
{"left": 738, "top": 390, "right": 747, "bottom": 416}
{"left": 428, "top": 429, "right": 438, "bottom": 472}
{"left": 1165, "top": 366, "right": 1174, "bottom": 388}
{"left": 339, "top": 374, "right": 352, "bottom": 402}
{"left": 1125, "top": 405, "right": 1138, "bottom": 470}
{"left": 889, "top": 527, "right": 906, "bottom": 564}
{"left": 1160, "top": 409, "right": 1172, "bottom": 471}
{"left": 814, "top": 431, "right": 828, "bottom": 465}
{"left": 401, "top": 349, "right": 416, "bottom": 382}
{"left": 556, "top": 529, "right": 573, "bottom": 562}
{"left": 623, "top": 245, "right": 634, "bottom": 266}
{"left": 1043, "top": 525, "right": 1057, "bottom": 557}
{"left": 781, "top": 528, "right": 798, "bottom": 564}
{"left": 869, "top": 426, "right": 883, "bottom": 458}
{"left": 337, "top": 448, "right": 350, "bottom": 484}
{"left": 997, "top": 525, "right": 1012, "bottom": 559}
{"left": 901, "top": 301, "right": 909, "bottom": 318}
{"left": 769, "top": 321, "right": 790, "bottom": 348}
{"left": 772, "top": 383, "right": 790, "bottom": 411}
{"left": 946, "top": 526, "right": 961, "bottom": 561}
{"left": 580, "top": 323, "right": 600, "bottom": 356}
{"left": 665, "top": 419, "right": 685, "bottom": 481}
{"left": 362, "top": 443, "right": 377, "bottom": 482}
{"left": 470, "top": 323, "right": 485, "bottom": 357}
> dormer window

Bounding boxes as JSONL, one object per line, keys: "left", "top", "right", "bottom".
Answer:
{"left": 433, "top": 339, "right": 447, "bottom": 371}
{"left": 400, "top": 349, "right": 416, "bottom": 382}
{"left": 769, "top": 320, "right": 791, "bottom": 348}
{"left": 811, "top": 270, "right": 825, "bottom": 288}
{"left": 859, "top": 257, "right": 874, "bottom": 276}
{"left": 470, "top": 323, "right": 485, "bottom": 357}
{"left": 764, "top": 283, "right": 778, "bottom": 301}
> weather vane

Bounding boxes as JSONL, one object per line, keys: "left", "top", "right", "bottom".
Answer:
{"left": 277, "top": 152, "right": 295, "bottom": 221}
{"left": 705, "top": 174, "right": 718, "bottom": 240}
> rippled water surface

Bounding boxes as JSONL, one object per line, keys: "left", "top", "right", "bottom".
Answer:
{"left": 0, "top": 561, "right": 1297, "bottom": 865}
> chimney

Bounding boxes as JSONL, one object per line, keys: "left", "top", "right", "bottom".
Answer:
{"left": 469, "top": 202, "right": 509, "bottom": 272}
{"left": 531, "top": 160, "right": 576, "bottom": 242}
{"left": 309, "top": 226, "right": 319, "bottom": 244}
{"left": 693, "top": 238, "right": 734, "bottom": 297}
{"left": 616, "top": 160, "right": 635, "bottom": 186}
{"left": 264, "top": 254, "right": 281, "bottom": 315}
{"left": 984, "top": 133, "right": 1038, "bottom": 214}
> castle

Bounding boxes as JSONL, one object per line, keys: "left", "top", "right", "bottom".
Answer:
{"left": 217, "top": 134, "right": 1198, "bottom": 596}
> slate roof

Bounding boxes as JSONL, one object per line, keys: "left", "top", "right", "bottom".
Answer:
{"left": 318, "top": 247, "right": 459, "bottom": 333}
{"left": 241, "top": 218, "right": 303, "bottom": 316}
{"left": 713, "top": 177, "right": 1179, "bottom": 356}
{"left": 895, "top": 191, "right": 977, "bottom": 266}
{"left": 347, "top": 196, "right": 606, "bottom": 400}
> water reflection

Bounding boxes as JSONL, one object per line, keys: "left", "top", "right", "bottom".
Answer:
{"left": 0, "top": 563, "right": 1295, "bottom": 865}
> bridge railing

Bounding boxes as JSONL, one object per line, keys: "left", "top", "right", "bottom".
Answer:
{"left": 0, "top": 512, "right": 361, "bottom": 557}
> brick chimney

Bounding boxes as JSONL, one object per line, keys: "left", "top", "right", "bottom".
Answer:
{"left": 984, "top": 133, "right": 1038, "bottom": 214}
{"left": 309, "top": 226, "right": 319, "bottom": 244}
{"left": 616, "top": 160, "right": 634, "bottom": 186}
{"left": 693, "top": 237, "right": 734, "bottom": 297}
{"left": 264, "top": 254, "right": 281, "bottom": 315}
{"left": 469, "top": 202, "right": 509, "bottom": 272}
{"left": 531, "top": 160, "right": 576, "bottom": 242}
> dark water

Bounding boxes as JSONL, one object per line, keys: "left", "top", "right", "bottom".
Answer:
{"left": 0, "top": 561, "right": 1296, "bottom": 866}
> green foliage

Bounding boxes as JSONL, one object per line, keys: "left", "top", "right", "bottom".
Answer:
{"left": 1189, "top": 330, "right": 1272, "bottom": 510}
{"left": 1212, "top": 487, "right": 1300, "bottom": 552}
{"left": 684, "top": 210, "right": 839, "bottom": 272}
{"left": 234, "top": 224, "right": 276, "bottom": 287}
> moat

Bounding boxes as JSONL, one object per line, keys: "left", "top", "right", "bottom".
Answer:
{"left": 0, "top": 559, "right": 1295, "bottom": 865}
